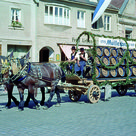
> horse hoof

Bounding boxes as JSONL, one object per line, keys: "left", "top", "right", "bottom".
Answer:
{"left": 36, "top": 104, "right": 40, "bottom": 110}
{"left": 18, "top": 108, "right": 24, "bottom": 111}
{"left": 55, "top": 103, "right": 61, "bottom": 107}
{"left": 5, "top": 106, "right": 10, "bottom": 109}
{"left": 40, "top": 101, "right": 44, "bottom": 106}
{"left": 43, "top": 106, "right": 48, "bottom": 110}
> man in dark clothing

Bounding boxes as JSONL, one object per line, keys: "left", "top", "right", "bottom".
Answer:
{"left": 74, "top": 48, "right": 88, "bottom": 78}
{"left": 67, "top": 46, "right": 77, "bottom": 72}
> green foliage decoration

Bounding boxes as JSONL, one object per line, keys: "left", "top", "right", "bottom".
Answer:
{"left": 60, "top": 31, "right": 136, "bottom": 87}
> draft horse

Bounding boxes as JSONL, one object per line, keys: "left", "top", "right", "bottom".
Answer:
{"left": 1, "top": 58, "right": 65, "bottom": 110}
{"left": 0, "top": 56, "right": 19, "bottom": 108}
{"left": 0, "top": 56, "right": 46, "bottom": 109}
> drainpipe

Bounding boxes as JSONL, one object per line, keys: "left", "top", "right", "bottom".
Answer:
{"left": 31, "top": 0, "right": 39, "bottom": 62}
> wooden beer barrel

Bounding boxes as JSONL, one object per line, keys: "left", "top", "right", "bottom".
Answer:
{"left": 132, "top": 49, "right": 136, "bottom": 57}
{"left": 132, "top": 57, "right": 136, "bottom": 63}
{"left": 110, "top": 56, "right": 118, "bottom": 65}
{"left": 132, "top": 66, "right": 136, "bottom": 76}
{"left": 118, "top": 56, "right": 125, "bottom": 65}
{"left": 126, "top": 67, "right": 132, "bottom": 77}
{"left": 101, "top": 68, "right": 109, "bottom": 77}
{"left": 96, "top": 47, "right": 103, "bottom": 57}
{"left": 111, "top": 48, "right": 118, "bottom": 57}
{"left": 110, "top": 69, "right": 117, "bottom": 77}
{"left": 95, "top": 56, "right": 101, "bottom": 66}
{"left": 117, "top": 48, "right": 124, "bottom": 56}
{"left": 103, "top": 47, "right": 110, "bottom": 57}
{"left": 101, "top": 56, "right": 110, "bottom": 65}
{"left": 95, "top": 67, "right": 100, "bottom": 78}
{"left": 118, "top": 66, "right": 125, "bottom": 77}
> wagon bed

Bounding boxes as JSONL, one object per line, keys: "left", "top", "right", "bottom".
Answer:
{"left": 57, "top": 74, "right": 136, "bottom": 103}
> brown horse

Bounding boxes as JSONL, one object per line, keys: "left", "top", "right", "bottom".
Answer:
{"left": 0, "top": 56, "right": 19, "bottom": 108}
{"left": 0, "top": 56, "right": 45, "bottom": 109}
{"left": 1, "top": 58, "right": 65, "bottom": 110}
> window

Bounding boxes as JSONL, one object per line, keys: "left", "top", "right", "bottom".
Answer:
{"left": 91, "top": 13, "right": 99, "bottom": 29}
{"left": 45, "top": 5, "right": 70, "bottom": 26}
{"left": 104, "top": 15, "right": 111, "bottom": 31}
{"left": 125, "top": 30, "right": 132, "bottom": 39}
{"left": 77, "top": 11, "right": 85, "bottom": 28}
{"left": 11, "top": 8, "right": 21, "bottom": 23}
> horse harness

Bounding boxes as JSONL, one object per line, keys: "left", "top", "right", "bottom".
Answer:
{"left": 2, "top": 59, "right": 61, "bottom": 85}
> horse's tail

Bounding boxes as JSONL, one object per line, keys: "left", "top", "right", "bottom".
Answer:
{"left": 61, "top": 68, "right": 66, "bottom": 83}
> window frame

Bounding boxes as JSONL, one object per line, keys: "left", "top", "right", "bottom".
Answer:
{"left": 11, "top": 8, "right": 21, "bottom": 23}
{"left": 104, "top": 15, "right": 111, "bottom": 31}
{"left": 91, "top": 13, "right": 99, "bottom": 30}
{"left": 44, "top": 4, "right": 70, "bottom": 26}
{"left": 77, "top": 10, "right": 85, "bottom": 28}
{"left": 125, "top": 30, "right": 132, "bottom": 39}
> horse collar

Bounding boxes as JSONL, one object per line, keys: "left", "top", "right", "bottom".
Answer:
{"left": 17, "top": 63, "right": 31, "bottom": 82}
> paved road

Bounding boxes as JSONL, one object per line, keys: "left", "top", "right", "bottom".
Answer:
{"left": 0, "top": 86, "right": 136, "bottom": 136}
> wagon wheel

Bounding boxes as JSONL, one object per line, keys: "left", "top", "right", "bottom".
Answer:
{"left": 87, "top": 85, "right": 101, "bottom": 103}
{"left": 68, "top": 90, "right": 81, "bottom": 102}
{"left": 116, "top": 86, "right": 127, "bottom": 96}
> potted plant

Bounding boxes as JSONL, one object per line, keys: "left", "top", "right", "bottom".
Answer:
{"left": 11, "top": 21, "right": 22, "bottom": 27}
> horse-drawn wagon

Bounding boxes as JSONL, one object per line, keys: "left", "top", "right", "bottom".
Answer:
{"left": 58, "top": 31, "right": 136, "bottom": 103}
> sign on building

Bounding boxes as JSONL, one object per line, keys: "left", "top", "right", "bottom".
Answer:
{"left": 99, "top": 38, "right": 135, "bottom": 49}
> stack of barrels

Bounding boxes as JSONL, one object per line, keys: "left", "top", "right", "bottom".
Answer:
{"left": 94, "top": 46, "right": 136, "bottom": 78}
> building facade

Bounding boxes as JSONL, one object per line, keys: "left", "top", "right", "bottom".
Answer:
{"left": 114, "top": 0, "right": 136, "bottom": 39}
{"left": 36, "top": 0, "right": 119, "bottom": 62}
{"left": 0, "top": 0, "right": 36, "bottom": 61}
{"left": 0, "top": 0, "right": 136, "bottom": 62}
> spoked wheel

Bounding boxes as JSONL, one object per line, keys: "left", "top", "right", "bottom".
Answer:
{"left": 116, "top": 86, "right": 127, "bottom": 96}
{"left": 68, "top": 90, "right": 81, "bottom": 102}
{"left": 87, "top": 85, "right": 101, "bottom": 103}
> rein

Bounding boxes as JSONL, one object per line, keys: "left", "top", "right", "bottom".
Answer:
{"left": 10, "top": 63, "right": 31, "bottom": 82}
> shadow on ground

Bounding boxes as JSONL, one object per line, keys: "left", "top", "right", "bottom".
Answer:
{"left": 0, "top": 90, "right": 136, "bottom": 110}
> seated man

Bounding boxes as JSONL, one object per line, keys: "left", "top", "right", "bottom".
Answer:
{"left": 67, "top": 46, "right": 77, "bottom": 72}
{"left": 75, "top": 48, "right": 88, "bottom": 78}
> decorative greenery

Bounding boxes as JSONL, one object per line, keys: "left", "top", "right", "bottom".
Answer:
{"left": 60, "top": 31, "right": 136, "bottom": 87}
{"left": 11, "top": 21, "right": 22, "bottom": 27}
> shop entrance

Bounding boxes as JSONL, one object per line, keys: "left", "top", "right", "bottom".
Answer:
{"left": 39, "top": 47, "right": 54, "bottom": 62}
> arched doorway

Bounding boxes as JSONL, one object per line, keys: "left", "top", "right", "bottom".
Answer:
{"left": 39, "top": 47, "right": 54, "bottom": 62}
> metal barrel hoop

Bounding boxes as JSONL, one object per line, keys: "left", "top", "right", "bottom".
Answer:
{"left": 117, "top": 48, "right": 124, "bottom": 56}
{"left": 110, "top": 69, "right": 117, "bottom": 77}
{"left": 103, "top": 47, "right": 111, "bottom": 57}
{"left": 110, "top": 56, "right": 118, "bottom": 65}
{"left": 96, "top": 47, "right": 103, "bottom": 57}
{"left": 118, "top": 56, "right": 125, "bottom": 65}
{"left": 131, "top": 66, "right": 136, "bottom": 76}
{"left": 95, "top": 67, "right": 100, "bottom": 78}
{"left": 126, "top": 67, "right": 132, "bottom": 77}
{"left": 118, "top": 66, "right": 125, "bottom": 77}
{"left": 111, "top": 48, "right": 118, "bottom": 57}
{"left": 102, "top": 56, "right": 110, "bottom": 66}
{"left": 95, "top": 56, "right": 101, "bottom": 66}
{"left": 132, "top": 49, "right": 136, "bottom": 57}
{"left": 101, "top": 68, "right": 109, "bottom": 78}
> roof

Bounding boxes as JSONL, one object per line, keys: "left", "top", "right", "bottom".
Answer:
{"left": 61, "top": 0, "right": 119, "bottom": 10}
{"left": 110, "top": 0, "right": 125, "bottom": 9}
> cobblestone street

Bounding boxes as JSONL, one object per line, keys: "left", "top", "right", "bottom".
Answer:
{"left": 0, "top": 87, "right": 136, "bottom": 136}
